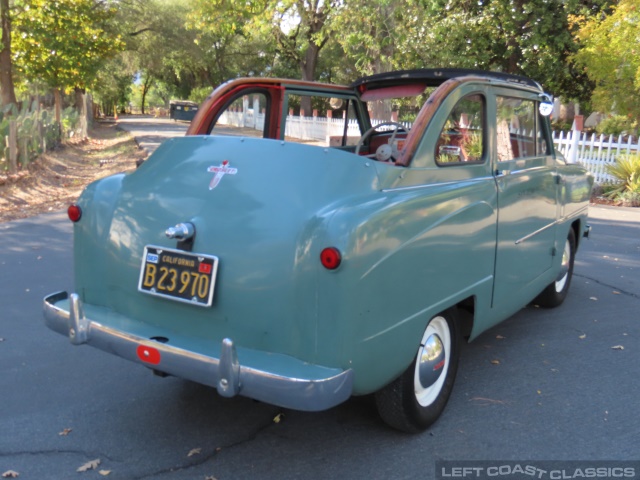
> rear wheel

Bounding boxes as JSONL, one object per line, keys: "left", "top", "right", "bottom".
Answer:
{"left": 375, "top": 309, "right": 460, "bottom": 433}
{"left": 533, "top": 228, "right": 576, "bottom": 308}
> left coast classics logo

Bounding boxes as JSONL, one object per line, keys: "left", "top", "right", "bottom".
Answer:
{"left": 207, "top": 160, "right": 237, "bottom": 190}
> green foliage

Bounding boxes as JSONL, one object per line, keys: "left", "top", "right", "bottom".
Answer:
{"left": 603, "top": 154, "right": 640, "bottom": 201}
{"left": 61, "top": 107, "right": 80, "bottom": 135}
{"left": 571, "top": 0, "right": 640, "bottom": 122}
{"left": 595, "top": 115, "right": 638, "bottom": 137}
{"left": 188, "top": 87, "right": 214, "bottom": 104}
{"left": 13, "top": 0, "right": 125, "bottom": 91}
{"left": 617, "top": 191, "right": 640, "bottom": 207}
{"left": 0, "top": 102, "right": 61, "bottom": 172}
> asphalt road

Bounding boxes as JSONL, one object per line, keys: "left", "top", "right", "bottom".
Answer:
{"left": 115, "top": 115, "right": 189, "bottom": 154}
{"left": 1, "top": 120, "right": 639, "bottom": 478}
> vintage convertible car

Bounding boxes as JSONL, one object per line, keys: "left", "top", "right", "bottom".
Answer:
{"left": 44, "top": 69, "right": 593, "bottom": 432}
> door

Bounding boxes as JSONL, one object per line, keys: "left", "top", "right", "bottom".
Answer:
{"left": 491, "top": 91, "right": 559, "bottom": 312}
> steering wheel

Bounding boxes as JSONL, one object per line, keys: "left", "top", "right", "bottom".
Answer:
{"left": 355, "top": 121, "right": 408, "bottom": 162}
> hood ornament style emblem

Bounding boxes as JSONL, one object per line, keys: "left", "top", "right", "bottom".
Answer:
{"left": 207, "top": 160, "right": 237, "bottom": 190}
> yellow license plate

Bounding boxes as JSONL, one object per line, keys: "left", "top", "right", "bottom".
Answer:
{"left": 138, "top": 246, "right": 218, "bottom": 307}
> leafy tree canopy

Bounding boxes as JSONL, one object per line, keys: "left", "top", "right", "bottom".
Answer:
{"left": 13, "top": 0, "right": 125, "bottom": 91}
{"left": 571, "top": 0, "right": 640, "bottom": 120}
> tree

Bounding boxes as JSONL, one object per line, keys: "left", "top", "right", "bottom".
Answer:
{"left": 571, "top": 0, "right": 640, "bottom": 121}
{"left": 0, "top": 0, "right": 17, "bottom": 106}
{"left": 13, "top": 0, "right": 124, "bottom": 123}
{"left": 190, "top": 0, "right": 338, "bottom": 82}
{"left": 332, "top": 0, "right": 613, "bottom": 104}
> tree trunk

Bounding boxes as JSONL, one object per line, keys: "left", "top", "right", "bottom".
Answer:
{"left": 299, "top": 40, "right": 322, "bottom": 116}
{"left": 74, "top": 87, "right": 85, "bottom": 110}
{"left": 141, "top": 75, "right": 152, "bottom": 115}
{"left": 0, "top": 0, "right": 17, "bottom": 107}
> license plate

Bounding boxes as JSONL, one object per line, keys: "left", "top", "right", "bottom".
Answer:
{"left": 138, "top": 246, "right": 218, "bottom": 307}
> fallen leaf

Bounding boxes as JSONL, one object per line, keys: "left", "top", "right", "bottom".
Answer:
{"left": 59, "top": 428, "right": 72, "bottom": 436}
{"left": 205, "top": 476, "right": 218, "bottom": 480}
{"left": 579, "top": 334, "right": 586, "bottom": 339}
{"left": 77, "top": 459, "right": 101, "bottom": 472}
{"left": 496, "top": 335, "right": 506, "bottom": 340}
{"left": 188, "top": 448, "right": 202, "bottom": 457}
{"left": 537, "top": 390, "right": 542, "bottom": 395}
{"left": 611, "top": 345, "right": 625, "bottom": 350}
{"left": 99, "top": 470, "right": 111, "bottom": 476}
{"left": 612, "top": 291, "right": 621, "bottom": 295}
{"left": 2, "top": 471, "right": 19, "bottom": 478}
{"left": 589, "top": 297, "right": 598, "bottom": 301}
{"left": 273, "top": 413, "right": 284, "bottom": 423}
{"left": 490, "top": 359, "right": 500, "bottom": 365}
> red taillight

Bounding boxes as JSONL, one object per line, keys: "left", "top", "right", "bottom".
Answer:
{"left": 320, "top": 247, "right": 342, "bottom": 270}
{"left": 67, "top": 204, "right": 82, "bottom": 222}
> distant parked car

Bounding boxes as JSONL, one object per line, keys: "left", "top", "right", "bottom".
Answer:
{"left": 44, "top": 69, "right": 593, "bottom": 432}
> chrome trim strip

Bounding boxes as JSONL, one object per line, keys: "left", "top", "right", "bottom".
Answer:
{"left": 43, "top": 292, "right": 353, "bottom": 412}
{"left": 515, "top": 221, "right": 558, "bottom": 245}
{"left": 382, "top": 176, "right": 494, "bottom": 193}
{"left": 514, "top": 207, "right": 589, "bottom": 245}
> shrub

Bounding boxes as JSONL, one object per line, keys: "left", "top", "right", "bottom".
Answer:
{"left": 603, "top": 154, "right": 640, "bottom": 203}
{"left": 596, "top": 115, "right": 637, "bottom": 137}
{"left": 61, "top": 107, "right": 80, "bottom": 136}
{"left": 618, "top": 191, "right": 640, "bottom": 207}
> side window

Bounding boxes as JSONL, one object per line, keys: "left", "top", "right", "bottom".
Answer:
{"left": 435, "top": 94, "right": 484, "bottom": 164}
{"left": 283, "top": 94, "right": 361, "bottom": 147}
{"left": 212, "top": 93, "right": 269, "bottom": 138}
{"left": 496, "top": 96, "right": 547, "bottom": 160}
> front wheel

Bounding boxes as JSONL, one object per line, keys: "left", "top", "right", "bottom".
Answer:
{"left": 533, "top": 228, "right": 576, "bottom": 308}
{"left": 375, "top": 309, "right": 460, "bottom": 433}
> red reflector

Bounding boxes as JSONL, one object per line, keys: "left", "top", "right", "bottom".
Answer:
{"left": 320, "top": 247, "right": 342, "bottom": 270}
{"left": 67, "top": 204, "right": 82, "bottom": 222}
{"left": 199, "top": 262, "right": 212, "bottom": 274}
{"left": 137, "top": 345, "right": 161, "bottom": 365}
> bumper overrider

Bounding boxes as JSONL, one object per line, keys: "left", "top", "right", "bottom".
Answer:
{"left": 43, "top": 291, "right": 353, "bottom": 411}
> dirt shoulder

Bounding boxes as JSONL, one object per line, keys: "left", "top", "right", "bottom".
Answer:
{"left": 0, "top": 122, "right": 147, "bottom": 223}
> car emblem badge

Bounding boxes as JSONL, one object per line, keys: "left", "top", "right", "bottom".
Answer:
{"left": 207, "top": 160, "right": 237, "bottom": 190}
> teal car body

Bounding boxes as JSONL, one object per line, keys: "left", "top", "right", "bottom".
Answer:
{"left": 44, "top": 69, "right": 593, "bottom": 431}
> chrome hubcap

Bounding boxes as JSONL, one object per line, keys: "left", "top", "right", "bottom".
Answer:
{"left": 414, "top": 316, "right": 451, "bottom": 407}
{"left": 555, "top": 238, "right": 571, "bottom": 293}
{"left": 418, "top": 334, "right": 445, "bottom": 388}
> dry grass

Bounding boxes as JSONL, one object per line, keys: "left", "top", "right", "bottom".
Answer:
{"left": 0, "top": 122, "right": 147, "bottom": 223}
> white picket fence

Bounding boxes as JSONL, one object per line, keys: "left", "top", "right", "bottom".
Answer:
{"left": 218, "top": 110, "right": 636, "bottom": 184}
{"left": 218, "top": 110, "right": 412, "bottom": 143}
{"left": 553, "top": 131, "right": 640, "bottom": 184}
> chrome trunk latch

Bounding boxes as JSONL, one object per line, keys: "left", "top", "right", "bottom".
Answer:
{"left": 165, "top": 222, "right": 196, "bottom": 252}
{"left": 165, "top": 222, "right": 195, "bottom": 240}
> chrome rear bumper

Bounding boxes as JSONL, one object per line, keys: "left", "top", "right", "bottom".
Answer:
{"left": 43, "top": 291, "right": 353, "bottom": 412}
